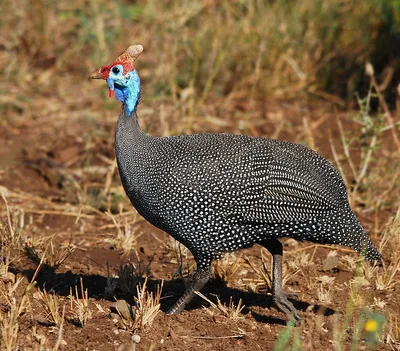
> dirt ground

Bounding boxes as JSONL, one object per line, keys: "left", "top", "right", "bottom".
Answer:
{"left": 1, "top": 93, "right": 399, "bottom": 351}
{"left": 2, "top": 0, "right": 400, "bottom": 349}
{"left": 0, "top": 93, "right": 400, "bottom": 350}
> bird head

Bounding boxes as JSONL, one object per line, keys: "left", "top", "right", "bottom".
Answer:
{"left": 90, "top": 44, "right": 143, "bottom": 116}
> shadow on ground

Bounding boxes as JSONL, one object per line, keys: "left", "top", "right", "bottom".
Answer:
{"left": 14, "top": 263, "right": 335, "bottom": 326}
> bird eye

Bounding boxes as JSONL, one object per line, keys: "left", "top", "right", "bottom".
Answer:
{"left": 112, "top": 67, "right": 120, "bottom": 74}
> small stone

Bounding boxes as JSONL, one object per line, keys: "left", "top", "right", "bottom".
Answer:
{"left": 322, "top": 251, "right": 339, "bottom": 272}
{"left": 132, "top": 334, "right": 141, "bottom": 343}
{"left": 352, "top": 276, "right": 370, "bottom": 287}
{"left": 110, "top": 312, "right": 119, "bottom": 320}
{"left": 115, "top": 300, "right": 133, "bottom": 321}
{"left": 113, "top": 329, "right": 119, "bottom": 335}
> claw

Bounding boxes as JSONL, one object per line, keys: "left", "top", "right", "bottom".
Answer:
{"left": 274, "top": 291, "right": 300, "bottom": 323}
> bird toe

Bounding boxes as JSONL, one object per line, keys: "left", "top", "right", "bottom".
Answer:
{"left": 273, "top": 291, "right": 300, "bottom": 323}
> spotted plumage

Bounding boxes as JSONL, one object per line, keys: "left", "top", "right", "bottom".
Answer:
{"left": 90, "top": 45, "right": 382, "bottom": 322}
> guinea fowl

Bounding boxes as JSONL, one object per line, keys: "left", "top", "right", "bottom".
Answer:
{"left": 90, "top": 45, "right": 382, "bottom": 322}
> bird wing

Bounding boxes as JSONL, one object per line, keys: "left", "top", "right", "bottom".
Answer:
{"left": 163, "top": 134, "right": 348, "bottom": 224}
{"left": 218, "top": 141, "right": 348, "bottom": 224}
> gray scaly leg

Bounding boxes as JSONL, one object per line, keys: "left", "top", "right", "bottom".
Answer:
{"left": 166, "top": 260, "right": 210, "bottom": 314}
{"left": 260, "top": 238, "right": 300, "bottom": 323}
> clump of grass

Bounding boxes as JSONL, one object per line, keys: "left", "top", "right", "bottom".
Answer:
{"left": 331, "top": 85, "right": 384, "bottom": 204}
{"left": 330, "top": 64, "right": 400, "bottom": 218}
{"left": 25, "top": 238, "right": 75, "bottom": 272}
{"left": 212, "top": 253, "right": 242, "bottom": 285}
{"left": 375, "top": 209, "right": 400, "bottom": 291}
{"left": 132, "top": 278, "right": 163, "bottom": 330}
{"left": 244, "top": 252, "right": 272, "bottom": 293}
{"left": 0, "top": 299, "right": 23, "bottom": 351}
{"left": 116, "top": 278, "right": 163, "bottom": 331}
{"left": 0, "top": 189, "right": 25, "bottom": 248}
{"left": 195, "top": 291, "right": 245, "bottom": 321}
{"left": 33, "top": 288, "right": 62, "bottom": 326}
{"left": 385, "top": 313, "right": 399, "bottom": 346}
{"left": 316, "top": 275, "right": 335, "bottom": 304}
{"left": 0, "top": 248, "right": 15, "bottom": 286}
{"left": 375, "top": 256, "right": 400, "bottom": 291}
{"left": 68, "top": 278, "right": 92, "bottom": 327}
{"left": 353, "top": 207, "right": 400, "bottom": 291}
{"left": 0, "top": 276, "right": 37, "bottom": 351}
{"left": 105, "top": 212, "right": 141, "bottom": 256}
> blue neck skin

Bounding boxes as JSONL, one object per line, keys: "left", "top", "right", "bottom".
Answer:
{"left": 107, "top": 70, "right": 141, "bottom": 117}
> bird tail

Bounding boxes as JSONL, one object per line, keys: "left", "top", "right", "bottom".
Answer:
{"left": 350, "top": 221, "right": 382, "bottom": 263}
{"left": 356, "top": 236, "right": 382, "bottom": 263}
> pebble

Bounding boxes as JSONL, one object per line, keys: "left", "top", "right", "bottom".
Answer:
{"left": 132, "top": 334, "right": 141, "bottom": 343}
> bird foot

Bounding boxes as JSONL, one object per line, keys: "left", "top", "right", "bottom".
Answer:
{"left": 273, "top": 291, "right": 300, "bottom": 324}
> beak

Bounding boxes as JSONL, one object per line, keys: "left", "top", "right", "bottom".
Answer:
{"left": 89, "top": 67, "right": 106, "bottom": 80}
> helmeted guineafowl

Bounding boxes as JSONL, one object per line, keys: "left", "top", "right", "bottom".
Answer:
{"left": 90, "top": 45, "right": 382, "bottom": 322}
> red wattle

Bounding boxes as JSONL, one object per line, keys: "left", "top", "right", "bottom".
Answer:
{"left": 109, "top": 88, "right": 114, "bottom": 98}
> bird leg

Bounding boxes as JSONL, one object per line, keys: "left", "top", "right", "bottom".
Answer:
{"left": 166, "top": 261, "right": 210, "bottom": 315}
{"left": 260, "top": 238, "right": 300, "bottom": 323}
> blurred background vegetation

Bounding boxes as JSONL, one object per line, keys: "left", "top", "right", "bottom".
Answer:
{"left": 1, "top": 3, "right": 399, "bottom": 348}
{"left": 1, "top": 0, "right": 400, "bottom": 124}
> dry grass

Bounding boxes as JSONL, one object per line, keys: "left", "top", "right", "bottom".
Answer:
{"left": 117, "top": 259, "right": 152, "bottom": 296}
{"left": 244, "top": 250, "right": 300, "bottom": 295}
{"left": 0, "top": 271, "right": 39, "bottom": 350}
{"left": 1, "top": 299, "right": 22, "bottom": 351}
{"left": 25, "top": 238, "right": 75, "bottom": 272}
{"left": 105, "top": 211, "right": 142, "bottom": 255}
{"left": 116, "top": 278, "right": 163, "bottom": 332}
{"left": 132, "top": 278, "right": 163, "bottom": 330}
{"left": 68, "top": 278, "right": 92, "bottom": 327}
{"left": 0, "top": 189, "right": 24, "bottom": 248}
{"left": 33, "top": 288, "right": 62, "bottom": 326}
{"left": 1, "top": 0, "right": 400, "bottom": 349}
{"left": 212, "top": 253, "right": 243, "bottom": 285}
{"left": 195, "top": 291, "right": 246, "bottom": 321}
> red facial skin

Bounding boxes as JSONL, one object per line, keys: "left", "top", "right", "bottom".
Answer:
{"left": 89, "top": 64, "right": 112, "bottom": 96}
{"left": 91, "top": 64, "right": 111, "bottom": 80}
{"left": 90, "top": 62, "right": 136, "bottom": 98}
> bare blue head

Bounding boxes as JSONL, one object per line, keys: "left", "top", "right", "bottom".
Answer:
{"left": 106, "top": 65, "right": 141, "bottom": 116}
{"left": 89, "top": 45, "right": 143, "bottom": 117}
